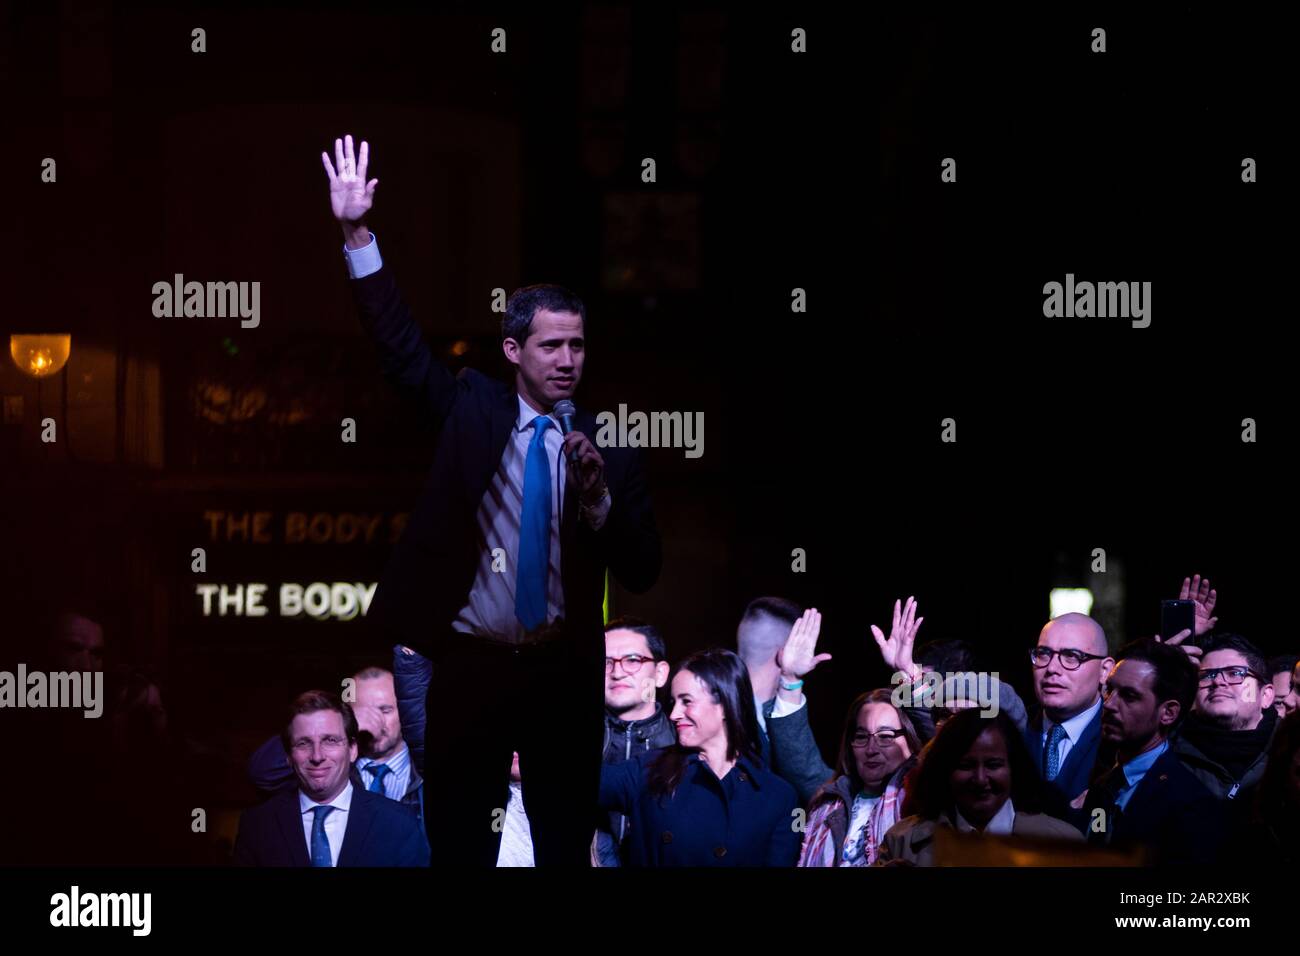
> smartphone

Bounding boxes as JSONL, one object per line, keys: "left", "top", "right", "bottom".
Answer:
{"left": 1160, "top": 600, "right": 1197, "bottom": 644}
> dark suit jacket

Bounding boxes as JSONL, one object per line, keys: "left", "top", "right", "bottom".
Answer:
{"left": 1023, "top": 705, "right": 1104, "bottom": 811}
{"left": 1080, "top": 747, "right": 1226, "bottom": 865}
{"left": 350, "top": 266, "right": 661, "bottom": 657}
{"left": 233, "top": 786, "right": 430, "bottom": 867}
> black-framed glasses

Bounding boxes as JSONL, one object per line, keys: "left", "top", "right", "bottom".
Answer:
{"left": 850, "top": 729, "right": 903, "bottom": 749}
{"left": 605, "top": 654, "right": 655, "bottom": 674}
{"left": 1198, "top": 666, "right": 1261, "bottom": 688}
{"left": 1029, "top": 647, "right": 1107, "bottom": 671}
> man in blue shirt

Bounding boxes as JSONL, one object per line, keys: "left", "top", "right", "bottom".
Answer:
{"left": 1078, "top": 639, "right": 1225, "bottom": 864}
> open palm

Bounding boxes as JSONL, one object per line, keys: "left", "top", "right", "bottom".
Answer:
{"left": 321, "top": 133, "right": 377, "bottom": 223}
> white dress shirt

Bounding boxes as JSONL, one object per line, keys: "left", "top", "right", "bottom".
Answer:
{"left": 495, "top": 782, "right": 535, "bottom": 867}
{"left": 1040, "top": 697, "right": 1102, "bottom": 770}
{"left": 955, "top": 797, "right": 1016, "bottom": 836}
{"left": 343, "top": 234, "right": 611, "bottom": 643}
{"left": 299, "top": 781, "right": 354, "bottom": 867}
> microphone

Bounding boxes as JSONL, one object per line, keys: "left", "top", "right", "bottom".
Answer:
{"left": 552, "top": 399, "right": 581, "bottom": 469}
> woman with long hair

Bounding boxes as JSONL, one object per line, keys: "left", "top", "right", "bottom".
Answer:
{"left": 598, "top": 648, "right": 801, "bottom": 866}
{"left": 876, "top": 709, "right": 1082, "bottom": 866}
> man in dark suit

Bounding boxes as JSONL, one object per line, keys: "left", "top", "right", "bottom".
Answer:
{"left": 321, "top": 135, "right": 661, "bottom": 866}
{"left": 1078, "top": 639, "right": 1225, "bottom": 865}
{"left": 234, "top": 691, "right": 429, "bottom": 867}
{"left": 1024, "top": 613, "right": 1115, "bottom": 812}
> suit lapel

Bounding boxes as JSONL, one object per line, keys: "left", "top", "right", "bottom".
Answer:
{"left": 276, "top": 790, "right": 312, "bottom": 867}
{"left": 337, "top": 790, "right": 375, "bottom": 868}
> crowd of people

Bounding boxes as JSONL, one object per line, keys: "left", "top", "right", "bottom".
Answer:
{"left": 237, "top": 575, "right": 1300, "bottom": 867}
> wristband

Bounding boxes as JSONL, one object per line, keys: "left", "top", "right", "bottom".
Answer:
{"left": 780, "top": 678, "right": 804, "bottom": 691}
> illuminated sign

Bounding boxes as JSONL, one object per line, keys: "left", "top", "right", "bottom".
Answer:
{"left": 195, "top": 582, "right": 377, "bottom": 621}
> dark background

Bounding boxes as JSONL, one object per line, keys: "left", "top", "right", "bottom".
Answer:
{"left": 0, "top": 3, "right": 1288, "bottom": 862}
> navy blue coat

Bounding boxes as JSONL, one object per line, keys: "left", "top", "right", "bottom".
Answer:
{"left": 599, "top": 749, "right": 801, "bottom": 866}
{"left": 233, "top": 785, "right": 430, "bottom": 867}
{"left": 1079, "top": 747, "right": 1226, "bottom": 865}
{"left": 1023, "top": 705, "right": 1104, "bottom": 811}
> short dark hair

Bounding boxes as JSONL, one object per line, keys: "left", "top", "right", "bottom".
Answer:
{"left": 741, "top": 596, "right": 801, "bottom": 629}
{"left": 280, "top": 690, "right": 358, "bottom": 754}
{"left": 915, "top": 639, "right": 982, "bottom": 674}
{"left": 902, "top": 710, "right": 1047, "bottom": 820}
{"left": 1267, "top": 654, "right": 1300, "bottom": 679}
{"left": 1113, "top": 638, "right": 1199, "bottom": 724}
{"left": 605, "top": 615, "right": 667, "bottom": 661}
{"left": 1200, "top": 633, "right": 1269, "bottom": 683}
{"left": 503, "top": 284, "right": 586, "bottom": 346}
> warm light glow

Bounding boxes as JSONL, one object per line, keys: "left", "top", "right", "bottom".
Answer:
{"left": 1049, "top": 588, "right": 1094, "bottom": 618}
{"left": 10, "top": 334, "right": 72, "bottom": 379}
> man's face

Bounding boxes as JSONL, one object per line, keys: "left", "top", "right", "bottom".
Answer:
{"left": 1287, "top": 664, "right": 1300, "bottom": 718}
{"left": 1195, "top": 649, "right": 1273, "bottom": 730}
{"left": 51, "top": 614, "right": 105, "bottom": 672}
{"left": 503, "top": 309, "right": 584, "bottom": 410}
{"left": 1102, "top": 659, "right": 1174, "bottom": 747}
{"left": 288, "top": 710, "right": 357, "bottom": 803}
{"left": 1032, "top": 619, "right": 1112, "bottom": 719}
{"left": 605, "top": 629, "right": 669, "bottom": 714}
{"left": 354, "top": 674, "right": 402, "bottom": 760}
{"left": 1272, "top": 669, "right": 1296, "bottom": 718}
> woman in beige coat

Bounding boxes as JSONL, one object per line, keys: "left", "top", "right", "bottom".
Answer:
{"left": 876, "top": 710, "right": 1082, "bottom": 866}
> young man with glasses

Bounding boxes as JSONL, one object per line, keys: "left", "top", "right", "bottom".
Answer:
{"left": 1025, "top": 613, "right": 1116, "bottom": 812}
{"left": 595, "top": 617, "right": 676, "bottom": 865}
{"left": 1170, "top": 633, "right": 1278, "bottom": 818}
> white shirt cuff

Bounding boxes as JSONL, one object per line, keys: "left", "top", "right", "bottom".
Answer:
{"left": 343, "top": 232, "right": 382, "bottom": 279}
{"left": 770, "top": 692, "right": 806, "bottom": 718}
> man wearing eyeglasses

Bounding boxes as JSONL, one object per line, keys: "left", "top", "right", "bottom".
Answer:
{"left": 1169, "top": 633, "right": 1278, "bottom": 819}
{"left": 594, "top": 617, "right": 675, "bottom": 865}
{"left": 1025, "top": 613, "right": 1115, "bottom": 812}
{"left": 234, "top": 691, "right": 429, "bottom": 866}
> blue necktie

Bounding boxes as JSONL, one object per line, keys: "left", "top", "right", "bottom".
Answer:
{"left": 515, "top": 415, "right": 553, "bottom": 632}
{"left": 1044, "top": 723, "right": 1067, "bottom": 781}
{"left": 366, "top": 763, "right": 391, "bottom": 795}
{"left": 310, "top": 805, "right": 335, "bottom": 867}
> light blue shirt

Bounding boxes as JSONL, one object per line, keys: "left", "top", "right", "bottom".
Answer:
{"left": 1041, "top": 697, "right": 1102, "bottom": 771}
{"left": 356, "top": 742, "right": 411, "bottom": 802}
{"left": 343, "top": 232, "right": 382, "bottom": 278}
{"left": 1113, "top": 740, "right": 1169, "bottom": 811}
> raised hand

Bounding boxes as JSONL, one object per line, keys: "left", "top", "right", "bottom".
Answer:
{"left": 1178, "top": 574, "right": 1219, "bottom": 636}
{"left": 1154, "top": 628, "right": 1203, "bottom": 664}
{"left": 321, "top": 133, "right": 378, "bottom": 224}
{"left": 870, "top": 596, "right": 924, "bottom": 682}
{"left": 777, "top": 608, "right": 829, "bottom": 679}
